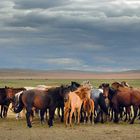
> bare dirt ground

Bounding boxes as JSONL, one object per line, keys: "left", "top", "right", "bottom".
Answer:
{"left": 0, "top": 110, "right": 140, "bottom": 140}
{"left": 0, "top": 69, "right": 140, "bottom": 79}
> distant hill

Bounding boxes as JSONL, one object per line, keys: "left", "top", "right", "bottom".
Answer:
{"left": 0, "top": 69, "right": 140, "bottom": 79}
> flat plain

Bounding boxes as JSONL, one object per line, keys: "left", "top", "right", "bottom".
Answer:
{"left": 0, "top": 70, "right": 140, "bottom": 140}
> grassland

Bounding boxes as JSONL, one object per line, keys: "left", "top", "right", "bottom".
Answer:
{"left": 0, "top": 79, "right": 140, "bottom": 88}
{"left": 0, "top": 78, "right": 140, "bottom": 140}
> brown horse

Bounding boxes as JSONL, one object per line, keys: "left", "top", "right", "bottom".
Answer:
{"left": 111, "top": 82, "right": 133, "bottom": 121}
{"left": 111, "top": 82, "right": 131, "bottom": 92}
{"left": 102, "top": 83, "right": 140, "bottom": 124}
{"left": 83, "top": 98, "right": 94, "bottom": 124}
{"left": 0, "top": 87, "right": 11, "bottom": 118}
{"left": 64, "top": 86, "right": 91, "bottom": 126}
{"left": 13, "top": 85, "right": 70, "bottom": 128}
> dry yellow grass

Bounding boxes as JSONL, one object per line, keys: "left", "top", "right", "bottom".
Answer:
{"left": 0, "top": 109, "right": 140, "bottom": 140}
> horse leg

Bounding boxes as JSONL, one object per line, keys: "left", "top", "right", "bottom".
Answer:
{"left": 69, "top": 109, "right": 74, "bottom": 127}
{"left": 94, "top": 106, "right": 100, "bottom": 123}
{"left": 74, "top": 109, "right": 77, "bottom": 124}
{"left": 40, "top": 109, "right": 46, "bottom": 124}
{"left": 3, "top": 106, "right": 7, "bottom": 118}
{"left": 61, "top": 107, "right": 64, "bottom": 122}
{"left": 64, "top": 107, "right": 69, "bottom": 127}
{"left": 80, "top": 104, "right": 84, "bottom": 123}
{"left": 110, "top": 108, "right": 114, "bottom": 121}
{"left": 100, "top": 110, "right": 104, "bottom": 123}
{"left": 26, "top": 107, "right": 32, "bottom": 128}
{"left": 48, "top": 107, "right": 55, "bottom": 127}
{"left": 0, "top": 105, "right": 3, "bottom": 118}
{"left": 130, "top": 106, "right": 138, "bottom": 124}
{"left": 90, "top": 111, "right": 94, "bottom": 124}
{"left": 57, "top": 107, "right": 61, "bottom": 118}
{"left": 83, "top": 111, "right": 86, "bottom": 124}
{"left": 77, "top": 108, "right": 81, "bottom": 125}
{"left": 128, "top": 107, "right": 132, "bottom": 122}
{"left": 113, "top": 105, "right": 119, "bottom": 123}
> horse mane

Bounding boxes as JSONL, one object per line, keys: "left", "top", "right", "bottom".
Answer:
{"left": 112, "top": 81, "right": 132, "bottom": 92}
{"left": 74, "top": 86, "right": 90, "bottom": 99}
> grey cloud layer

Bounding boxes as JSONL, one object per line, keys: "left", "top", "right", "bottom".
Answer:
{"left": 0, "top": 0, "right": 140, "bottom": 71}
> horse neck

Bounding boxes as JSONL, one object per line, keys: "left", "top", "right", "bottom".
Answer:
{"left": 0, "top": 88, "right": 7, "bottom": 97}
{"left": 108, "top": 88, "right": 116, "bottom": 99}
{"left": 15, "top": 88, "right": 25, "bottom": 92}
{"left": 48, "top": 87, "right": 63, "bottom": 99}
{"left": 75, "top": 89, "right": 89, "bottom": 100}
{"left": 118, "top": 86, "right": 130, "bottom": 92}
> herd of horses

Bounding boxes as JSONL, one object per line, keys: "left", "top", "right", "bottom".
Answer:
{"left": 0, "top": 81, "right": 140, "bottom": 128}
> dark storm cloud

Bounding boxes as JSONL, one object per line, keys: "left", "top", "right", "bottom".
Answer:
{"left": 13, "top": 0, "right": 70, "bottom": 9}
{"left": 0, "top": 0, "right": 140, "bottom": 71}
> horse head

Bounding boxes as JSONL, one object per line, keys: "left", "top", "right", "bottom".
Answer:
{"left": 111, "top": 82, "right": 122, "bottom": 90}
{"left": 5, "top": 87, "right": 15, "bottom": 101}
{"left": 81, "top": 80, "right": 93, "bottom": 90}
{"left": 75, "top": 86, "right": 91, "bottom": 99}
{"left": 112, "top": 81, "right": 131, "bottom": 92}
{"left": 100, "top": 83, "right": 110, "bottom": 98}
{"left": 70, "top": 81, "right": 81, "bottom": 91}
{"left": 59, "top": 85, "right": 71, "bottom": 102}
{"left": 121, "top": 81, "right": 130, "bottom": 87}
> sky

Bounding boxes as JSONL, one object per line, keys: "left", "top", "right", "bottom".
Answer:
{"left": 0, "top": 0, "right": 140, "bottom": 72}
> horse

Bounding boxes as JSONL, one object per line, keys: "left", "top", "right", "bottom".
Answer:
{"left": 90, "top": 87, "right": 109, "bottom": 123}
{"left": 69, "top": 81, "right": 81, "bottom": 91}
{"left": 64, "top": 86, "right": 91, "bottom": 127}
{"left": 12, "top": 85, "right": 70, "bottom": 128}
{"left": 83, "top": 98, "right": 94, "bottom": 124}
{"left": 102, "top": 83, "right": 140, "bottom": 124}
{"left": 0, "top": 87, "right": 11, "bottom": 118}
{"left": 111, "top": 81, "right": 132, "bottom": 92}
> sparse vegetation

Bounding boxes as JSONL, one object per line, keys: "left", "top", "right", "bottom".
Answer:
{"left": 0, "top": 79, "right": 139, "bottom": 88}
{"left": 0, "top": 78, "right": 140, "bottom": 140}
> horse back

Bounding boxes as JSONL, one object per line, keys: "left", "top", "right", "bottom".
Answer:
{"left": 21, "top": 89, "right": 49, "bottom": 109}
{"left": 83, "top": 98, "right": 94, "bottom": 113}
{"left": 68, "top": 92, "right": 83, "bottom": 109}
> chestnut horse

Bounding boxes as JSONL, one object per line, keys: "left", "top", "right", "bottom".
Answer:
{"left": 83, "top": 98, "right": 94, "bottom": 124}
{"left": 13, "top": 85, "right": 70, "bottom": 128}
{"left": 64, "top": 86, "right": 91, "bottom": 126}
{"left": 102, "top": 83, "right": 140, "bottom": 124}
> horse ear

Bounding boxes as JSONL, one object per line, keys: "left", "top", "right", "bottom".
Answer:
{"left": 106, "top": 83, "right": 109, "bottom": 87}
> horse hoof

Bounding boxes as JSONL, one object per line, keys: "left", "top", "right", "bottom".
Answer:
{"left": 41, "top": 121, "right": 45, "bottom": 125}
{"left": 28, "top": 125, "right": 32, "bottom": 128}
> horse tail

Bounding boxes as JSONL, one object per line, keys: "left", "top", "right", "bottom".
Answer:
{"left": 98, "top": 93, "right": 108, "bottom": 115}
{"left": 14, "top": 93, "right": 24, "bottom": 113}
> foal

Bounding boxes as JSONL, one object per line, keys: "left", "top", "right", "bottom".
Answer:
{"left": 65, "top": 86, "right": 91, "bottom": 126}
{"left": 83, "top": 98, "right": 94, "bottom": 124}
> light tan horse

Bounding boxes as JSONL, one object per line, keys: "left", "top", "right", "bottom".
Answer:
{"left": 64, "top": 86, "right": 91, "bottom": 126}
{"left": 83, "top": 98, "right": 94, "bottom": 124}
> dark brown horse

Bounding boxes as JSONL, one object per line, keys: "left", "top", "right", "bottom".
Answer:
{"left": 0, "top": 87, "right": 12, "bottom": 118}
{"left": 13, "top": 85, "right": 70, "bottom": 128}
{"left": 102, "top": 83, "right": 140, "bottom": 124}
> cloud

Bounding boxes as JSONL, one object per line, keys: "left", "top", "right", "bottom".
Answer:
{"left": 0, "top": 0, "right": 140, "bottom": 71}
